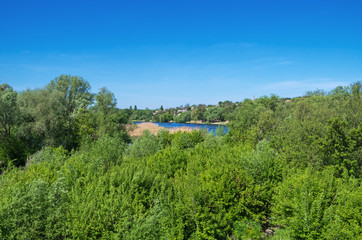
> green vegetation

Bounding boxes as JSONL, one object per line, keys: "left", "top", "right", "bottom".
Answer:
{"left": 130, "top": 101, "right": 237, "bottom": 123}
{"left": 0, "top": 77, "right": 361, "bottom": 239}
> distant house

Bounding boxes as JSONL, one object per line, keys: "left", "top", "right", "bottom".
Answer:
{"left": 177, "top": 109, "right": 187, "bottom": 114}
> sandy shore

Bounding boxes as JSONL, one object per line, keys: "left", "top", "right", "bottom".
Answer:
{"left": 208, "top": 121, "right": 229, "bottom": 125}
{"left": 186, "top": 120, "right": 229, "bottom": 125}
{"left": 127, "top": 122, "right": 195, "bottom": 137}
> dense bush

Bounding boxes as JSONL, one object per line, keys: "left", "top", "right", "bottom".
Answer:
{"left": 127, "top": 130, "right": 161, "bottom": 158}
{"left": 272, "top": 167, "right": 362, "bottom": 239}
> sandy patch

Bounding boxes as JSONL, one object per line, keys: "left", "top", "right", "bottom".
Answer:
{"left": 208, "top": 121, "right": 229, "bottom": 125}
{"left": 169, "top": 126, "right": 197, "bottom": 133}
{"left": 127, "top": 123, "right": 195, "bottom": 137}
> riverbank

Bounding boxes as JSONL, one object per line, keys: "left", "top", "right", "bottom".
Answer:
{"left": 129, "top": 121, "right": 228, "bottom": 137}
{"left": 132, "top": 120, "right": 229, "bottom": 125}
{"left": 127, "top": 122, "right": 195, "bottom": 137}
{"left": 186, "top": 120, "right": 229, "bottom": 125}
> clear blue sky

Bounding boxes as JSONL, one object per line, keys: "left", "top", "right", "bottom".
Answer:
{"left": 1, "top": 0, "right": 361, "bottom": 109}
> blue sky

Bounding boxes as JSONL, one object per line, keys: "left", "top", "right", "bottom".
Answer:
{"left": 1, "top": 0, "right": 361, "bottom": 108}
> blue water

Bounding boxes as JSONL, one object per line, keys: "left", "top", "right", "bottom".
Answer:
{"left": 134, "top": 122, "right": 228, "bottom": 134}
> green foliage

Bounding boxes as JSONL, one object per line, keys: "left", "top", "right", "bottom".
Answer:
{"left": 171, "top": 130, "right": 206, "bottom": 149}
{"left": 91, "top": 87, "right": 131, "bottom": 142}
{"left": 48, "top": 75, "right": 93, "bottom": 114}
{"left": 144, "top": 101, "right": 236, "bottom": 124}
{"left": 127, "top": 130, "right": 161, "bottom": 158}
{"left": 242, "top": 140, "right": 282, "bottom": 219}
{"left": 232, "top": 218, "right": 263, "bottom": 240}
{"left": 0, "top": 132, "right": 30, "bottom": 169}
{"left": 228, "top": 98, "right": 265, "bottom": 143}
{"left": 0, "top": 84, "right": 19, "bottom": 142}
{"left": 272, "top": 167, "right": 362, "bottom": 239}
{"left": 204, "top": 106, "right": 222, "bottom": 122}
{"left": 191, "top": 105, "right": 206, "bottom": 122}
{"left": 174, "top": 111, "right": 192, "bottom": 123}
{"left": 157, "top": 129, "right": 174, "bottom": 148}
{"left": 173, "top": 143, "right": 265, "bottom": 239}
{"left": 320, "top": 118, "right": 361, "bottom": 176}
{"left": 10, "top": 77, "right": 130, "bottom": 166}
{"left": 83, "top": 134, "right": 126, "bottom": 171}
{"left": 159, "top": 112, "right": 174, "bottom": 122}
{"left": 17, "top": 75, "right": 94, "bottom": 150}
{"left": 130, "top": 108, "right": 153, "bottom": 121}
{"left": 0, "top": 173, "right": 68, "bottom": 239}
{"left": 0, "top": 84, "right": 24, "bottom": 167}
{"left": 74, "top": 108, "right": 97, "bottom": 141}
{"left": 270, "top": 228, "right": 292, "bottom": 240}
{"left": 94, "top": 87, "right": 117, "bottom": 113}
{"left": 200, "top": 132, "right": 226, "bottom": 149}
{"left": 0, "top": 81, "right": 361, "bottom": 239}
{"left": 215, "top": 125, "right": 226, "bottom": 136}
{"left": 26, "top": 146, "right": 68, "bottom": 166}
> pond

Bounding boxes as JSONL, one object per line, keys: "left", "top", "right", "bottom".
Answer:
{"left": 134, "top": 121, "right": 228, "bottom": 134}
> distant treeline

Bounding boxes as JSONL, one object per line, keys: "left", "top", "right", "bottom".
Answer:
{"left": 129, "top": 97, "right": 292, "bottom": 123}
{"left": 0, "top": 76, "right": 361, "bottom": 239}
{"left": 129, "top": 101, "right": 237, "bottom": 123}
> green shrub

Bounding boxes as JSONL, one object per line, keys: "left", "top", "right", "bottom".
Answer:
{"left": 0, "top": 177, "right": 68, "bottom": 239}
{"left": 232, "top": 218, "right": 263, "bottom": 240}
{"left": 270, "top": 228, "right": 292, "bottom": 240}
{"left": 26, "top": 146, "right": 68, "bottom": 167}
{"left": 127, "top": 130, "right": 161, "bottom": 158}
{"left": 272, "top": 167, "right": 362, "bottom": 239}
{"left": 157, "top": 129, "right": 174, "bottom": 148}
{"left": 171, "top": 130, "right": 205, "bottom": 149}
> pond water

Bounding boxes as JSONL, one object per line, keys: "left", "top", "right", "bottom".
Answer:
{"left": 134, "top": 121, "right": 228, "bottom": 134}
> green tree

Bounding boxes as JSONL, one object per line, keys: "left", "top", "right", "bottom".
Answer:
{"left": 191, "top": 105, "right": 206, "bottom": 122}
{"left": 0, "top": 83, "right": 24, "bottom": 167}
{"left": 47, "top": 75, "right": 93, "bottom": 116}
{"left": 321, "top": 118, "right": 361, "bottom": 176}
{"left": 0, "top": 84, "right": 18, "bottom": 142}
{"left": 18, "top": 75, "right": 94, "bottom": 150}
{"left": 18, "top": 88, "right": 66, "bottom": 147}
{"left": 94, "top": 87, "right": 116, "bottom": 114}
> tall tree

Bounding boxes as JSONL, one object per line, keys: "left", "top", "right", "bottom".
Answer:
{"left": 18, "top": 75, "right": 94, "bottom": 150}
{"left": 18, "top": 88, "right": 66, "bottom": 147}
{"left": 94, "top": 87, "right": 116, "bottom": 115}
{"left": 91, "top": 87, "right": 129, "bottom": 142}
{"left": 0, "top": 84, "right": 18, "bottom": 142}
{"left": 0, "top": 83, "right": 24, "bottom": 167}
{"left": 47, "top": 75, "right": 93, "bottom": 118}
